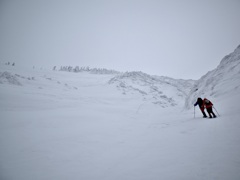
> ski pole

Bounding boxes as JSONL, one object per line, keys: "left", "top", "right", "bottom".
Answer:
{"left": 213, "top": 106, "right": 220, "bottom": 116}
{"left": 194, "top": 106, "right": 195, "bottom": 118}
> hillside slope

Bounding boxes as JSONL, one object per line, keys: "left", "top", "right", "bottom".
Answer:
{"left": 185, "top": 45, "right": 240, "bottom": 114}
{"left": 109, "top": 71, "right": 194, "bottom": 108}
{"left": 0, "top": 64, "right": 194, "bottom": 111}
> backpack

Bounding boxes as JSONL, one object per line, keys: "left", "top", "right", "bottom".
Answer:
{"left": 204, "top": 99, "right": 212, "bottom": 108}
{"left": 205, "top": 99, "right": 210, "bottom": 104}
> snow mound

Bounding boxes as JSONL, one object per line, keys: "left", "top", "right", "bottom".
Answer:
{"left": 0, "top": 71, "right": 22, "bottom": 86}
{"left": 109, "top": 71, "right": 194, "bottom": 108}
{"left": 185, "top": 44, "right": 240, "bottom": 109}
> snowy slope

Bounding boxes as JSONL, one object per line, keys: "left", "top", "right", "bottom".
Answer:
{"left": 109, "top": 71, "right": 194, "bottom": 108}
{"left": 1, "top": 44, "right": 240, "bottom": 180}
{"left": 185, "top": 44, "right": 240, "bottom": 114}
{"left": 0, "top": 65, "right": 194, "bottom": 111}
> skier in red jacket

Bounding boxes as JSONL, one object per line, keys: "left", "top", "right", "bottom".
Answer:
{"left": 203, "top": 98, "right": 217, "bottom": 118}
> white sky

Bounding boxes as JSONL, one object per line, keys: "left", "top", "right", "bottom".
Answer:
{"left": 0, "top": 0, "right": 240, "bottom": 79}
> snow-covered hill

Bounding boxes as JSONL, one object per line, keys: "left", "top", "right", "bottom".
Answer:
{"left": 109, "top": 71, "right": 194, "bottom": 108}
{"left": 0, "top": 65, "right": 194, "bottom": 110}
{"left": 185, "top": 45, "right": 240, "bottom": 114}
{"left": 1, "top": 45, "right": 240, "bottom": 180}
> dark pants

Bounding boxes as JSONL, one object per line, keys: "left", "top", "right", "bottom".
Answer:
{"left": 199, "top": 106, "right": 207, "bottom": 117}
{"left": 206, "top": 107, "right": 216, "bottom": 118}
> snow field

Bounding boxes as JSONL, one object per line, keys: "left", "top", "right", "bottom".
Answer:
{"left": 1, "top": 55, "right": 240, "bottom": 180}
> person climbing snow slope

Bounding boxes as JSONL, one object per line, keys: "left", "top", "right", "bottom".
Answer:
{"left": 203, "top": 98, "right": 217, "bottom": 118}
{"left": 194, "top": 97, "right": 207, "bottom": 118}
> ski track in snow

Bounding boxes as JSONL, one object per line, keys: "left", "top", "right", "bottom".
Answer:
{"left": 1, "top": 45, "right": 240, "bottom": 180}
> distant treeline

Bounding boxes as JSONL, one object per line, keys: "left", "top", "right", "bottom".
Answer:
{"left": 5, "top": 62, "right": 15, "bottom": 66}
{"left": 53, "top": 66, "right": 120, "bottom": 74}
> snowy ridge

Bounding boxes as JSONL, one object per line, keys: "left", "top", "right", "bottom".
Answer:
{"left": 185, "top": 44, "right": 240, "bottom": 109}
{"left": 109, "top": 71, "right": 194, "bottom": 108}
{"left": 0, "top": 65, "right": 194, "bottom": 109}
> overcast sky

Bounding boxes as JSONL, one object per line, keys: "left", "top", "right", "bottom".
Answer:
{"left": 0, "top": 0, "right": 240, "bottom": 79}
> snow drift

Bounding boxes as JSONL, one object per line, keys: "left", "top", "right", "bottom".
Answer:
{"left": 0, "top": 71, "right": 22, "bottom": 86}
